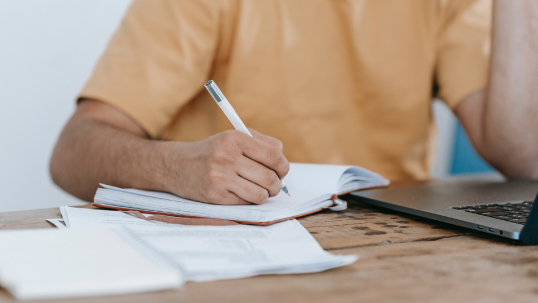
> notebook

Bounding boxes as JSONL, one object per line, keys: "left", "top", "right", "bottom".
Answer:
{"left": 0, "top": 226, "right": 183, "bottom": 300}
{"left": 94, "top": 162, "right": 389, "bottom": 225}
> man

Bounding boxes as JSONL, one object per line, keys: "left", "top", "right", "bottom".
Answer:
{"left": 50, "top": 0, "right": 538, "bottom": 206}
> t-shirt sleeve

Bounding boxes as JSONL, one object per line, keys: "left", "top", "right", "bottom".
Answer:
{"left": 435, "top": 0, "right": 492, "bottom": 110}
{"left": 79, "top": 0, "right": 220, "bottom": 138}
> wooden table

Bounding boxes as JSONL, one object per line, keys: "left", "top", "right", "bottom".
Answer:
{"left": 1, "top": 180, "right": 538, "bottom": 303}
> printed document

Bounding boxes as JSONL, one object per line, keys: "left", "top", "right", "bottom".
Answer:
{"left": 61, "top": 207, "right": 358, "bottom": 281}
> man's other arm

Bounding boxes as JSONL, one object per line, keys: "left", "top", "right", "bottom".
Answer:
{"left": 455, "top": 0, "right": 538, "bottom": 179}
{"left": 50, "top": 99, "right": 289, "bottom": 204}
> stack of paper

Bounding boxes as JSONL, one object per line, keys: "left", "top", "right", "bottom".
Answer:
{"left": 59, "top": 207, "right": 358, "bottom": 282}
{"left": 0, "top": 206, "right": 358, "bottom": 299}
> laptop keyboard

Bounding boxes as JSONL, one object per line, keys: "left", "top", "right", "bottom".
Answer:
{"left": 452, "top": 201, "right": 534, "bottom": 225}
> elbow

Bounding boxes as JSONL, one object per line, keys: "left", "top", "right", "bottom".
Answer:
{"left": 49, "top": 145, "right": 68, "bottom": 192}
{"left": 480, "top": 143, "right": 538, "bottom": 180}
{"left": 49, "top": 141, "right": 93, "bottom": 202}
{"left": 498, "top": 161, "right": 538, "bottom": 181}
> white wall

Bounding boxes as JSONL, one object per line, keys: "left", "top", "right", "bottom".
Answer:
{"left": 431, "top": 99, "right": 457, "bottom": 179}
{"left": 0, "top": 0, "right": 132, "bottom": 212}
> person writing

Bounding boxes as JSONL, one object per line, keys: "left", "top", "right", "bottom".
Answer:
{"left": 51, "top": 0, "right": 538, "bottom": 206}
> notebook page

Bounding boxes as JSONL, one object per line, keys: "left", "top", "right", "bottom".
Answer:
{"left": 283, "top": 163, "right": 355, "bottom": 194}
{"left": 100, "top": 184, "right": 322, "bottom": 212}
{"left": 223, "top": 190, "right": 321, "bottom": 211}
{"left": 0, "top": 227, "right": 182, "bottom": 300}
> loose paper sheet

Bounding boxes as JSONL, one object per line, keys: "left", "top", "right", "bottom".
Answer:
{"left": 60, "top": 207, "right": 358, "bottom": 281}
{"left": 124, "top": 220, "right": 358, "bottom": 281}
{"left": 46, "top": 219, "right": 67, "bottom": 229}
{"left": 61, "top": 206, "right": 168, "bottom": 228}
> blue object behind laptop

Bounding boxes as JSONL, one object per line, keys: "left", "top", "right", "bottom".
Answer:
{"left": 451, "top": 122, "right": 495, "bottom": 175}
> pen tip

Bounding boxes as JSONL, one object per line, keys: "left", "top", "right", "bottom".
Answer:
{"left": 282, "top": 186, "right": 291, "bottom": 197}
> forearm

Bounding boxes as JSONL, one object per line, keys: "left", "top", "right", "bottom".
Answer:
{"left": 482, "top": 0, "right": 538, "bottom": 177}
{"left": 51, "top": 100, "right": 289, "bottom": 205}
{"left": 50, "top": 117, "right": 175, "bottom": 201}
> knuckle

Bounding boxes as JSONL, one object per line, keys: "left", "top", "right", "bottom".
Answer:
{"left": 251, "top": 188, "right": 269, "bottom": 204}
{"left": 208, "top": 150, "right": 220, "bottom": 164}
{"left": 268, "top": 181, "right": 281, "bottom": 197}
{"left": 263, "top": 170, "right": 279, "bottom": 187}
{"left": 221, "top": 130, "right": 241, "bottom": 144}
{"left": 209, "top": 149, "right": 235, "bottom": 165}
{"left": 281, "top": 159, "right": 290, "bottom": 176}
{"left": 206, "top": 169, "right": 223, "bottom": 184}
{"left": 274, "top": 139, "right": 284, "bottom": 151}
{"left": 274, "top": 156, "right": 290, "bottom": 178}
{"left": 266, "top": 149, "right": 281, "bottom": 166}
{"left": 220, "top": 130, "right": 235, "bottom": 139}
{"left": 267, "top": 150, "right": 287, "bottom": 175}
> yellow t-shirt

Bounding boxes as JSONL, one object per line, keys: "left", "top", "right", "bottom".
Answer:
{"left": 80, "top": 0, "right": 491, "bottom": 181}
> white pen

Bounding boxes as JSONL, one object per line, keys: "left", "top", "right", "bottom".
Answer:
{"left": 204, "top": 80, "right": 291, "bottom": 197}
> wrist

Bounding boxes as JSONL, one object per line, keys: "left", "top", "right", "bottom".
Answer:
{"left": 151, "top": 140, "right": 191, "bottom": 195}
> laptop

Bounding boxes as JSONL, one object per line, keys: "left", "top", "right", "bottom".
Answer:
{"left": 350, "top": 179, "right": 538, "bottom": 245}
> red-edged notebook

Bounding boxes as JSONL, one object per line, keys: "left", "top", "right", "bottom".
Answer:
{"left": 93, "top": 163, "right": 389, "bottom": 225}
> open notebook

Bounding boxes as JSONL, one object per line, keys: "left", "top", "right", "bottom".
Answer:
{"left": 94, "top": 163, "right": 389, "bottom": 225}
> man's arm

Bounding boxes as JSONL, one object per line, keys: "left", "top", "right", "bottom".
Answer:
{"left": 455, "top": 0, "right": 538, "bottom": 179}
{"left": 50, "top": 99, "right": 289, "bottom": 204}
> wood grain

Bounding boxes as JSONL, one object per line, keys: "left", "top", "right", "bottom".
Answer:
{"left": 0, "top": 190, "right": 536, "bottom": 303}
{"left": 299, "top": 197, "right": 464, "bottom": 250}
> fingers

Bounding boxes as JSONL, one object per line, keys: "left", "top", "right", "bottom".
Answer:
{"left": 218, "top": 130, "right": 289, "bottom": 179}
{"left": 193, "top": 129, "right": 289, "bottom": 205}
{"left": 201, "top": 182, "right": 251, "bottom": 206}
{"left": 236, "top": 130, "right": 289, "bottom": 179}
{"left": 216, "top": 192, "right": 253, "bottom": 205}
{"left": 241, "top": 139, "right": 290, "bottom": 179}
{"left": 227, "top": 175, "right": 270, "bottom": 205}
{"left": 236, "top": 157, "right": 282, "bottom": 197}
{"left": 209, "top": 193, "right": 251, "bottom": 205}
{"left": 203, "top": 172, "right": 271, "bottom": 205}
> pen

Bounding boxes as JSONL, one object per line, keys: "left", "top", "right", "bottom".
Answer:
{"left": 204, "top": 80, "right": 291, "bottom": 197}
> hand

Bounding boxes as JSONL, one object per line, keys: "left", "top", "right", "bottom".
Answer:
{"left": 165, "top": 129, "right": 290, "bottom": 205}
